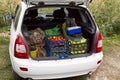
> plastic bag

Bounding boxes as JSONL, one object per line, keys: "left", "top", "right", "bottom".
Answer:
{"left": 45, "top": 25, "right": 60, "bottom": 36}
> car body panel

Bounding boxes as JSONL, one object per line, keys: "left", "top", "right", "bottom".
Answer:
{"left": 11, "top": 51, "right": 103, "bottom": 79}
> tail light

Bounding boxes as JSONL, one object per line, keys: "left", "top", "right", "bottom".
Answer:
{"left": 95, "top": 32, "right": 102, "bottom": 53}
{"left": 14, "top": 34, "right": 28, "bottom": 59}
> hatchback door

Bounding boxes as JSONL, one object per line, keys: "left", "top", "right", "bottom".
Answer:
{"left": 23, "top": 0, "right": 92, "bottom": 6}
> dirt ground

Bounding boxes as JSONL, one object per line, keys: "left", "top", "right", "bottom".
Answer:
{"left": 90, "top": 46, "right": 120, "bottom": 80}
{"left": 60, "top": 45, "right": 120, "bottom": 80}
{"left": 0, "top": 32, "right": 9, "bottom": 37}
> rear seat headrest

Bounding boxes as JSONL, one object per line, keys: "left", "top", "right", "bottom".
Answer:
{"left": 53, "top": 9, "right": 65, "bottom": 19}
{"left": 26, "top": 9, "right": 38, "bottom": 18}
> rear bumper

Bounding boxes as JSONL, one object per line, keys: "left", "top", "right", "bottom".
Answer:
{"left": 11, "top": 52, "right": 103, "bottom": 79}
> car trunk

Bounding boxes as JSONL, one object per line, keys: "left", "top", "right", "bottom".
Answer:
{"left": 22, "top": 5, "right": 96, "bottom": 60}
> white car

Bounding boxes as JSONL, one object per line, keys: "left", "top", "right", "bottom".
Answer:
{"left": 9, "top": 0, "right": 103, "bottom": 80}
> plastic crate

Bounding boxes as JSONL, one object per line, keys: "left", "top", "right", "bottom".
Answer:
{"left": 69, "top": 38, "right": 88, "bottom": 54}
{"left": 45, "top": 36, "right": 69, "bottom": 58}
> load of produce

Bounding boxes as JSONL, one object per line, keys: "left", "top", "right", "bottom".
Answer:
{"left": 45, "top": 35, "right": 68, "bottom": 58}
{"left": 27, "top": 28, "right": 46, "bottom": 58}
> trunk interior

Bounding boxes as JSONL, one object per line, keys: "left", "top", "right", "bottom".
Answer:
{"left": 22, "top": 6, "right": 96, "bottom": 60}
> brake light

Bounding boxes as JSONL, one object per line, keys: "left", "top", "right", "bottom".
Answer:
{"left": 14, "top": 34, "right": 28, "bottom": 59}
{"left": 95, "top": 32, "right": 102, "bottom": 53}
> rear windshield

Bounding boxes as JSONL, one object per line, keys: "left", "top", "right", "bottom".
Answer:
{"left": 22, "top": 6, "right": 95, "bottom": 32}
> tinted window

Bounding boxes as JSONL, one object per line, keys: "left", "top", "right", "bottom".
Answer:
{"left": 14, "top": 5, "right": 22, "bottom": 30}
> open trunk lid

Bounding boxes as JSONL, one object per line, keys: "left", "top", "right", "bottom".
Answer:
{"left": 22, "top": 0, "right": 92, "bottom": 6}
{"left": 22, "top": 5, "right": 95, "bottom": 60}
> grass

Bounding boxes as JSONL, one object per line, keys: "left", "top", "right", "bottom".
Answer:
{"left": 0, "top": 36, "right": 12, "bottom": 80}
{"left": 0, "top": 26, "right": 10, "bottom": 33}
{"left": 103, "top": 34, "right": 120, "bottom": 53}
{"left": 0, "top": 36, "right": 9, "bottom": 45}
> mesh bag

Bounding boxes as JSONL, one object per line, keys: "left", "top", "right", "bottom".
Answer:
{"left": 28, "top": 28, "right": 46, "bottom": 57}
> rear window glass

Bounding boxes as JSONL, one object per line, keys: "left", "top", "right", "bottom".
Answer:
{"left": 14, "top": 5, "right": 22, "bottom": 30}
{"left": 23, "top": 6, "right": 94, "bottom": 31}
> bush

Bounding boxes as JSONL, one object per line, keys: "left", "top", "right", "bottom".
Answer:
{"left": 0, "top": 0, "right": 120, "bottom": 37}
{"left": 89, "top": 0, "right": 120, "bottom": 36}
{"left": 0, "top": 0, "right": 20, "bottom": 27}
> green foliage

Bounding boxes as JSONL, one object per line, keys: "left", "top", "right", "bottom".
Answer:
{"left": 0, "top": 26, "right": 9, "bottom": 33}
{"left": 0, "top": 0, "right": 20, "bottom": 27}
{"left": 103, "top": 34, "right": 120, "bottom": 53}
{"left": 0, "top": 0, "right": 120, "bottom": 37}
{"left": 0, "top": 36, "right": 9, "bottom": 45}
{"left": 89, "top": 0, "right": 120, "bottom": 37}
{"left": 0, "top": 41, "right": 12, "bottom": 80}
